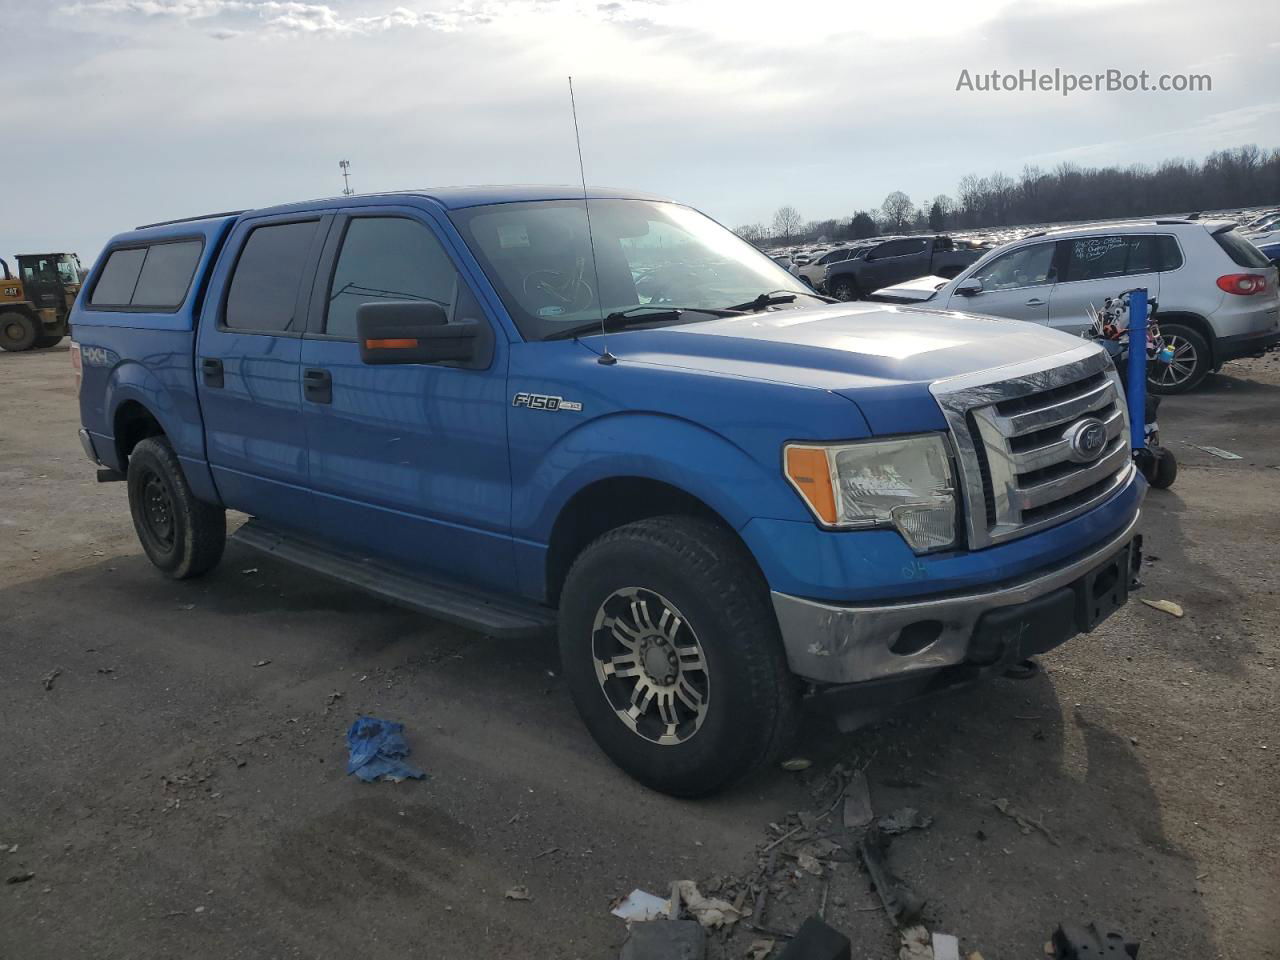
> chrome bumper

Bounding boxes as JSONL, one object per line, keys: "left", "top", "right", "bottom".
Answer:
{"left": 771, "top": 511, "right": 1141, "bottom": 684}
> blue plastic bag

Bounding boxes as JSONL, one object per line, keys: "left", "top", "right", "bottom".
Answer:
{"left": 346, "top": 715, "right": 427, "bottom": 783}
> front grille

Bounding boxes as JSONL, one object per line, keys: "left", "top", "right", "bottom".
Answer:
{"left": 931, "top": 345, "right": 1133, "bottom": 549}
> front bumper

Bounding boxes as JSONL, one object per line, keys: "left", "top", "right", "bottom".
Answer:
{"left": 771, "top": 511, "right": 1141, "bottom": 685}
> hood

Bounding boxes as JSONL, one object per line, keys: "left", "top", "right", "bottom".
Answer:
{"left": 604, "top": 301, "right": 1100, "bottom": 434}
{"left": 869, "top": 275, "right": 949, "bottom": 304}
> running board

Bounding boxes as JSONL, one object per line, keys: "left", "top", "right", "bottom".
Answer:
{"left": 232, "top": 520, "right": 556, "bottom": 639}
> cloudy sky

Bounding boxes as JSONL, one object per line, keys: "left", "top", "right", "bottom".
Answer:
{"left": 6, "top": 0, "right": 1279, "bottom": 263}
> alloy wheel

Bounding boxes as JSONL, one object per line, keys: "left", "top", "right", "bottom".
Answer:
{"left": 591, "top": 587, "right": 710, "bottom": 746}
{"left": 1150, "top": 334, "right": 1199, "bottom": 389}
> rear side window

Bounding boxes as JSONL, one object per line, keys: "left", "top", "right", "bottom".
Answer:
{"left": 1213, "top": 228, "right": 1271, "bottom": 268}
{"left": 90, "top": 248, "right": 147, "bottom": 306}
{"left": 225, "top": 221, "right": 319, "bottom": 332}
{"left": 1063, "top": 234, "right": 1182, "bottom": 282}
{"left": 132, "top": 241, "right": 202, "bottom": 307}
{"left": 325, "top": 217, "right": 460, "bottom": 339}
{"left": 874, "top": 238, "right": 928, "bottom": 258}
{"left": 90, "top": 240, "right": 203, "bottom": 309}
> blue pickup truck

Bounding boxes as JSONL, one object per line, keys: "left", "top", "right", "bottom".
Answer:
{"left": 71, "top": 187, "right": 1145, "bottom": 796}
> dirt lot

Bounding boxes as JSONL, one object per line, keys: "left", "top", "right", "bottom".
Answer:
{"left": 2, "top": 343, "right": 1277, "bottom": 959}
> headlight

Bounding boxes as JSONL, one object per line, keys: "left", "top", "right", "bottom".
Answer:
{"left": 784, "top": 434, "right": 958, "bottom": 553}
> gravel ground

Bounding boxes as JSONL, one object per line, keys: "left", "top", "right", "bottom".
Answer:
{"left": 1, "top": 344, "right": 1277, "bottom": 959}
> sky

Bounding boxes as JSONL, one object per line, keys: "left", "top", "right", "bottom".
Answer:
{"left": 5, "top": 0, "right": 1279, "bottom": 264}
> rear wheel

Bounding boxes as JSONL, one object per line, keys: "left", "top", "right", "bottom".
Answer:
{"left": 127, "top": 436, "right": 226, "bottom": 579}
{"left": 1149, "top": 323, "right": 1210, "bottom": 394}
{"left": 0, "top": 312, "right": 37, "bottom": 352}
{"left": 830, "top": 277, "right": 860, "bottom": 301}
{"left": 558, "top": 516, "right": 799, "bottom": 796}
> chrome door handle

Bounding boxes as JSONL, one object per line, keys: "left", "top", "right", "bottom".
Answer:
{"left": 1025, "top": 297, "right": 1046, "bottom": 305}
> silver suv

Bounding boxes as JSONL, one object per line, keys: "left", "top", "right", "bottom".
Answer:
{"left": 889, "top": 219, "right": 1280, "bottom": 393}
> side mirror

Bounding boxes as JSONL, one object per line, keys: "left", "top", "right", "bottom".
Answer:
{"left": 357, "top": 301, "right": 480, "bottom": 366}
{"left": 955, "top": 278, "right": 982, "bottom": 296}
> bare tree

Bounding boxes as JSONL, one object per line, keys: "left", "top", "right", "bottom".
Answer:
{"left": 771, "top": 206, "right": 803, "bottom": 245}
{"left": 733, "top": 223, "right": 768, "bottom": 246}
{"left": 879, "top": 192, "right": 913, "bottom": 232}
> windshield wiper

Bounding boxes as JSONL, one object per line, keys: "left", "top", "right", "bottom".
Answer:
{"left": 724, "top": 288, "right": 837, "bottom": 312}
{"left": 543, "top": 305, "right": 745, "bottom": 341}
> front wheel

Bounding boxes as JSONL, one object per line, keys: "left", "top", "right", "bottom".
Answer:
{"left": 0, "top": 312, "right": 37, "bottom": 352}
{"left": 829, "top": 277, "right": 860, "bottom": 301}
{"left": 1148, "top": 323, "right": 1210, "bottom": 394}
{"left": 127, "top": 437, "right": 226, "bottom": 579}
{"left": 558, "top": 516, "right": 799, "bottom": 797}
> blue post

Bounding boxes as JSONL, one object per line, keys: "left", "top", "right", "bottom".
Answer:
{"left": 1127, "top": 288, "right": 1148, "bottom": 451}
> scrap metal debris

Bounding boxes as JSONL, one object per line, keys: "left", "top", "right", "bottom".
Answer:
{"left": 1140, "top": 599, "right": 1184, "bottom": 618}
{"left": 612, "top": 889, "right": 671, "bottom": 923}
{"left": 1184, "top": 443, "right": 1241, "bottom": 461}
{"left": 992, "top": 798, "right": 1060, "bottom": 846}
{"left": 41, "top": 667, "right": 62, "bottom": 691}
{"left": 1051, "top": 922, "right": 1139, "bottom": 958}
{"left": 777, "top": 916, "right": 851, "bottom": 960}
{"left": 345, "top": 715, "right": 426, "bottom": 783}
{"left": 504, "top": 885, "right": 532, "bottom": 901}
{"left": 6, "top": 871, "right": 35, "bottom": 885}
{"left": 619, "top": 919, "right": 706, "bottom": 960}
{"left": 877, "top": 808, "right": 933, "bottom": 836}
{"left": 252, "top": 659, "right": 272, "bottom": 668}
{"left": 842, "top": 770, "right": 874, "bottom": 828}
{"left": 857, "top": 826, "right": 925, "bottom": 927}
{"left": 747, "top": 939, "right": 775, "bottom": 960}
{"left": 781, "top": 758, "right": 812, "bottom": 772}
{"left": 931, "top": 932, "right": 961, "bottom": 960}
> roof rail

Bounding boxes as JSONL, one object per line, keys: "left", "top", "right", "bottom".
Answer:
{"left": 134, "top": 210, "right": 246, "bottom": 230}
{"left": 1154, "top": 219, "right": 1192, "bottom": 225}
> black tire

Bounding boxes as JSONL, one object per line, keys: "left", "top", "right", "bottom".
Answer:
{"left": 830, "top": 277, "right": 860, "bottom": 302}
{"left": 126, "top": 436, "right": 226, "bottom": 579}
{"left": 1150, "top": 446, "right": 1178, "bottom": 489}
{"left": 558, "top": 516, "right": 799, "bottom": 797}
{"left": 34, "top": 334, "right": 64, "bottom": 348}
{"left": 1149, "top": 323, "right": 1210, "bottom": 395}
{"left": 0, "top": 311, "right": 37, "bottom": 352}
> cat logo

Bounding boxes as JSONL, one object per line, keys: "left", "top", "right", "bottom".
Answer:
{"left": 2, "top": 287, "right": 18, "bottom": 298}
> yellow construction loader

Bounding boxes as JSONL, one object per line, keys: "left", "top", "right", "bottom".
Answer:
{"left": 0, "top": 252, "right": 82, "bottom": 351}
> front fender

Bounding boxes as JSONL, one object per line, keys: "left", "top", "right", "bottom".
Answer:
{"left": 515, "top": 411, "right": 811, "bottom": 543}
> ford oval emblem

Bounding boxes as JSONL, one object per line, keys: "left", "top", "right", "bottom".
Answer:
{"left": 1064, "top": 417, "right": 1108, "bottom": 462}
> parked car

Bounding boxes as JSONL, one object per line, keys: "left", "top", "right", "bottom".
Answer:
{"left": 1255, "top": 239, "right": 1280, "bottom": 269}
{"left": 72, "top": 186, "right": 1145, "bottom": 796}
{"left": 822, "top": 235, "right": 983, "bottom": 301}
{"left": 872, "top": 219, "right": 1280, "bottom": 394}
{"left": 792, "top": 243, "right": 874, "bottom": 288}
{"left": 1244, "top": 217, "right": 1280, "bottom": 245}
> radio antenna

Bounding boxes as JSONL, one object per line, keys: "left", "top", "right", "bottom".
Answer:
{"left": 568, "top": 76, "right": 615, "bottom": 365}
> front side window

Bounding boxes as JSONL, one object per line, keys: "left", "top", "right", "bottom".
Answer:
{"left": 224, "top": 221, "right": 318, "bottom": 332}
{"left": 325, "top": 217, "right": 461, "bottom": 339}
{"left": 449, "top": 199, "right": 809, "bottom": 341}
{"left": 972, "top": 242, "right": 1057, "bottom": 290}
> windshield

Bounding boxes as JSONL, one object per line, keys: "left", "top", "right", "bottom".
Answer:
{"left": 449, "top": 199, "right": 811, "bottom": 340}
{"left": 56, "top": 256, "right": 80, "bottom": 285}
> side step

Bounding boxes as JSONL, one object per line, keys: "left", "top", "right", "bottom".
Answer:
{"left": 232, "top": 520, "right": 556, "bottom": 640}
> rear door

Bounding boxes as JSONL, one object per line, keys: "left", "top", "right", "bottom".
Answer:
{"left": 298, "top": 206, "right": 514, "bottom": 592}
{"left": 861, "top": 238, "right": 930, "bottom": 290}
{"left": 1047, "top": 235, "right": 1163, "bottom": 337}
{"left": 946, "top": 240, "right": 1059, "bottom": 323}
{"left": 195, "top": 213, "right": 330, "bottom": 529}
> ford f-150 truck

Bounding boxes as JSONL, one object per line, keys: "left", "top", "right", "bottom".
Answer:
{"left": 71, "top": 187, "right": 1145, "bottom": 796}
{"left": 822, "top": 234, "right": 984, "bottom": 301}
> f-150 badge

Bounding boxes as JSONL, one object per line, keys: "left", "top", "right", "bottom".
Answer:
{"left": 512, "top": 392, "right": 582, "bottom": 412}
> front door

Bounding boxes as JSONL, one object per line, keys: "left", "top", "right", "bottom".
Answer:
{"left": 861, "top": 237, "right": 930, "bottom": 290}
{"left": 298, "top": 208, "right": 514, "bottom": 592}
{"left": 1047, "top": 234, "right": 1163, "bottom": 337}
{"left": 195, "top": 214, "right": 330, "bottom": 531}
{"left": 943, "top": 239, "right": 1059, "bottom": 324}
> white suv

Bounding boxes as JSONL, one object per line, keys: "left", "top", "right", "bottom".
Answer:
{"left": 881, "top": 219, "right": 1280, "bottom": 393}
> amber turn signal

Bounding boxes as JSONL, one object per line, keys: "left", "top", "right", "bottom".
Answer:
{"left": 363, "top": 338, "right": 419, "bottom": 350}
{"left": 784, "top": 445, "right": 838, "bottom": 525}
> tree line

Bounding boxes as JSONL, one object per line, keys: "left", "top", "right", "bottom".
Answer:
{"left": 734, "top": 145, "right": 1280, "bottom": 247}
